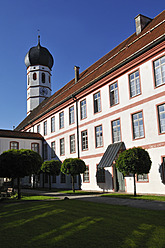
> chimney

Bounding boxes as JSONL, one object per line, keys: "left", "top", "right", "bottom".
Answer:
{"left": 74, "top": 66, "right": 80, "bottom": 83}
{"left": 135, "top": 14, "right": 152, "bottom": 35}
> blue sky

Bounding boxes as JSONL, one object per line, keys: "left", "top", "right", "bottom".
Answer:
{"left": 0, "top": 0, "right": 164, "bottom": 130}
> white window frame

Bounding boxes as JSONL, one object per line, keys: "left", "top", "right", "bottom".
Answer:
{"left": 70, "top": 134, "right": 75, "bottom": 153}
{"left": 132, "top": 111, "right": 144, "bottom": 139}
{"left": 95, "top": 125, "right": 103, "bottom": 147}
{"left": 110, "top": 82, "right": 119, "bottom": 106}
{"left": 80, "top": 99, "right": 87, "bottom": 119}
{"left": 59, "top": 112, "right": 64, "bottom": 129}
{"left": 51, "top": 116, "right": 55, "bottom": 133}
{"left": 154, "top": 55, "right": 165, "bottom": 87}
{"left": 158, "top": 104, "right": 165, "bottom": 133}
{"left": 112, "top": 119, "right": 121, "bottom": 143}
{"left": 69, "top": 106, "right": 74, "bottom": 125}
{"left": 129, "top": 70, "right": 141, "bottom": 97}
{"left": 81, "top": 130, "right": 88, "bottom": 150}
{"left": 93, "top": 91, "right": 101, "bottom": 113}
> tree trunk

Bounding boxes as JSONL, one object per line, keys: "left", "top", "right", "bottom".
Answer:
{"left": 17, "top": 177, "right": 21, "bottom": 200}
{"left": 78, "top": 174, "right": 81, "bottom": 190}
{"left": 133, "top": 173, "right": 136, "bottom": 197}
{"left": 72, "top": 175, "right": 75, "bottom": 193}
{"left": 49, "top": 173, "right": 51, "bottom": 190}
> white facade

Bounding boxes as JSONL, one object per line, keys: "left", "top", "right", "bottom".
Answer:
{"left": 13, "top": 11, "right": 165, "bottom": 194}
{"left": 27, "top": 65, "right": 52, "bottom": 115}
{"left": 0, "top": 131, "right": 43, "bottom": 186}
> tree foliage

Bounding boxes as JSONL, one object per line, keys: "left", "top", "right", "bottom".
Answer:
{"left": 115, "top": 147, "right": 152, "bottom": 196}
{"left": 41, "top": 160, "right": 61, "bottom": 189}
{"left": 0, "top": 149, "right": 43, "bottom": 199}
{"left": 61, "top": 158, "right": 86, "bottom": 192}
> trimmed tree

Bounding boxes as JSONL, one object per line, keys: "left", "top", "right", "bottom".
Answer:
{"left": 61, "top": 158, "right": 86, "bottom": 192}
{"left": 115, "top": 147, "right": 152, "bottom": 196}
{"left": 0, "top": 149, "right": 43, "bottom": 199}
{"left": 41, "top": 160, "right": 61, "bottom": 190}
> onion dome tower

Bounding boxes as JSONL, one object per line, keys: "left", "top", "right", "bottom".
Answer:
{"left": 25, "top": 35, "right": 54, "bottom": 115}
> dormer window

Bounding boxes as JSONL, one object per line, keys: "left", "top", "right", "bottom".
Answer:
{"left": 42, "top": 73, "right": 45, "bottom": 83}
{"left": 33, "top": 72, "right": 37, "bottom": 80}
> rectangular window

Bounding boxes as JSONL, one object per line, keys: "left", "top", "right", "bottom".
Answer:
{"left": 37, "top": 124, "right": 40, "bottom": 133}
{"left": 59, "top": 112, "right": 64, "bottom": 129}
{"left": 96, "top": 165, "right": 105, "bottom": 183}
{"left": 112, "top": 119, "right": 121, "bottom": 143}
{"left": 110, "top": 82, "right": 119, "bottom": 106}
{"left": 60, "top": 138, "right": 65, "bottom": 156}
{"left": 10, "top": 141, "right": 19, "bottom": 149}
{"left": 154, "top": 55, "right": 165, "bottom": 87}
{"left": 43, "top": 121, "right": 47, "bottom": 136}
{"left": 51, "top": 141, "right": 56, "bottom": 158}
{"left": 51, "top": 116, "right": 55, "bottom": 133}
{"left": 69, "top": 106, "right": 74, "bottom": 125}
{"left": 158, "top": 104, "right": 165, "bottom": 133}
{"left": 81, "top": 130, "right": 88, "bottom": 150}
{"left": 137, "top": 174, "right": 148, "bottom": 182}
{"left": 31, "top": 143, "right": 39, "bottom": 153}
{"left": 83, "top": 165, "right": 89, "bottom": 183}
{"left": 43, "top": 143, "right": 48, "bottom": 160}
{"left": 60, "top": 173, "right": 66, "bottom": 183}
{"left": 80, "top": 99, "right": 87, "bottom": 119}
{"left": 129, "top": 70, "right": 141, "bottom": 97}
{"left": 132, "top": 111, "right": 144, "bottom": 139}
{"left": 70, "top": 134, "right": 75, "bottom": 153}
{"left": 93, "top": 91, "right": 101, "bottom": 113}
{"left": 95, "top": 125, "right": 103, "bottom": 147}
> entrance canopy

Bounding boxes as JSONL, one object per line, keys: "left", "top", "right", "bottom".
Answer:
{"left": 98, "top": 142, "right": 125, "bottom": 169}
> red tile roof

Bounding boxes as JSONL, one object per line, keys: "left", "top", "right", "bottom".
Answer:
{"left": 16, "top": 10, "right": 165, "bottom": 131}
{"left": 0, "top": 129, "right": 43, "bottom": 140}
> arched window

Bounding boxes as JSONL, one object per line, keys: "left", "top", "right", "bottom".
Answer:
{"left": 42, "top": 73, "right": 45, "bottom": 83}
{"left": 33, "top": 72, "right": 37, "bottom": 80}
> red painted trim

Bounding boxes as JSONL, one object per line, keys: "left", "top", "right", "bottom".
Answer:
{"left": 10, "top": 141, "right": 19, "bottom": 149}
{"left": 79, "top": 90, "right": 165, "bottom": 130}
{"left": 23, "top": 43, "right": 165, "bottom": 131}
{"left": 152, "top": 53, "right": 165, "bottom": 89}
{"left": 31, "top": 142, "right": 40, "bottom": 153}
{"left": 136, "top": 173, "right": 149, "bottom": 183}
{"left": 156, "top": 101, "right": 165, "bottom": 135}
{"left": 46, "top": 126, "right": 76, "bottom": 141}
{"left": 80, "top": 153, "right": 104, "bottom": 160}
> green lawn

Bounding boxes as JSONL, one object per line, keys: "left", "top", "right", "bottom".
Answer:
{"left": 0, "top": 199, "right": 165, "bottom": 248}
{"left": 101, "top": 193, "right": 165, "bottom": 202}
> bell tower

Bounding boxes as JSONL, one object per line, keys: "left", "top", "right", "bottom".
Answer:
{"left": 24, "top": 36, "right": 54, "bottom": 115}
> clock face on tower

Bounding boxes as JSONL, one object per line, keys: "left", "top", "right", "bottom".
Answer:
{"left": 40, "top": 87, "right": 48, "bottom": 96}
